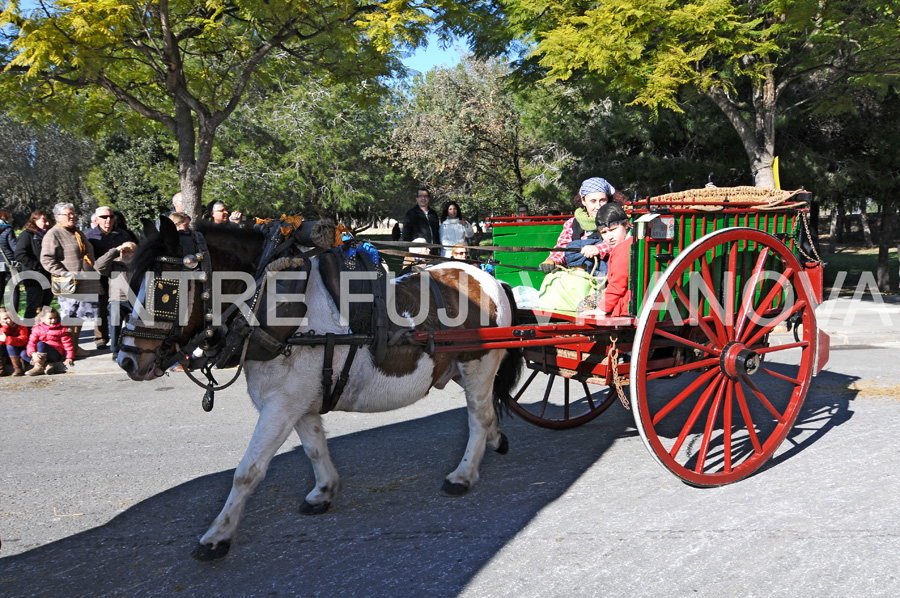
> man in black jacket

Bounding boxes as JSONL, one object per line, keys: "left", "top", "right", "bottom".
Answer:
{"left": 85, "top": 206, "right": 131, "bottom": 349}
{"left": 401, "top": 188, "right": 440, "bottom": 256}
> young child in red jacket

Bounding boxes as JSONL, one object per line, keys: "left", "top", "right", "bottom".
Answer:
{"left": 23, "top": 306, "right": 75, "bottom": 375}
{"left": 578, "top": 202, "right": 633, "bottom": 318}
{"left": 0, "top": 306, "right": 29, "bottom": 376}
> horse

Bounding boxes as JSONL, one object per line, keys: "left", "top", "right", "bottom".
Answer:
{"left": 116, "top": 216, "right": 523, "bottom": 560}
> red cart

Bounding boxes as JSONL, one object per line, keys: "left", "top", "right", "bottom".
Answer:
{"left": 418, "top": 186, "right": 829, "bottom": 487}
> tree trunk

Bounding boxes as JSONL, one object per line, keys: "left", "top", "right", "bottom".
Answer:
{"left": 859, "top": 203, "right": 873, "bottom": 248}
{"left": 834, "top": 198, "right": 846, "bottom": 243}
{"left": 705, "top": 74, "right": 776, "bottom": 189}
{"left": 877, "top": 199, "right": 893, "bottom": 292}
{"left": 828, "top": 209, "right": 838, "bottom": 253}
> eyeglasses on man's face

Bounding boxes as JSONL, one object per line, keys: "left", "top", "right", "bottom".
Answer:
{"left": 453, "top": 251, "right": 467, "bottom": 257}
{"left": 97, "top": 214, "right": 112, "bottom": 219}
{"left": 59, "top": 212, "right": 75, "bottom": 218}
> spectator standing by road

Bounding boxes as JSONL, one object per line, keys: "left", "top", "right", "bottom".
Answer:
{"left": 439, "top": 202, "right": 474, "bottom": 258}
{"left": 40, "top": 203, "right": 128, "bottom": 358}
{"left": 401, "top": 188, "right": 440, "bottom": 256}
{"left": 205, "top": 201, "right": 231, "bottom": 224}
{"left": 0, "top": 209, "right": 17, "bottom": 308}
{"left": 85, "top": 206, "right": 132, "bottom": 350}
{"left": 14, "top": 210, "right": 54, "bottom": 322}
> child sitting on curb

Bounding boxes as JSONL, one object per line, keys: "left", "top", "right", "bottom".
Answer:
{"left": 0, "top": 307, "right": 29, "bottom": 376}
{"left": 23, "top": 306, "right": 75, "bottom": 375}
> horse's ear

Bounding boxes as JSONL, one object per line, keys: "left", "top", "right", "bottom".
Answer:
{"left": 157, "top": 215, "right": 181, "bottom": 256}
{"left": 140, "top": 218, "right": 158, "bottom": 240}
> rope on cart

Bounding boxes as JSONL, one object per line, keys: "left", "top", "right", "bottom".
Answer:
{"left": 795, "top": 211, "right": 823, "bottom": 264}
{"left": 608, "top": 336, "right": 630, "bottom": 410}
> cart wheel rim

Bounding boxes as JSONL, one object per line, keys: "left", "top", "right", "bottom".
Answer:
{"left": 630, "top": 227, "right": 816, "bottom": 486}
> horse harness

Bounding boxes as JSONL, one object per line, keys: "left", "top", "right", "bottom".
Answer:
{"left": 121, "top": 220, "right": 448, "bottom": 415}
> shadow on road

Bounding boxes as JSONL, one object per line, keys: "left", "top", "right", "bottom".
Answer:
{"left": 0, "top": 366, "right": 855, "bottom": 597}
{"left": 0, "top": 402, "right": 633, "bottom": 597}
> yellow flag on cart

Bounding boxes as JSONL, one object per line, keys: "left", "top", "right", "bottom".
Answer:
{"left": 773, "top": 156, "right": 781, "bottom": 190}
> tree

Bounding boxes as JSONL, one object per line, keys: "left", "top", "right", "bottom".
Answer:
{"left": 205, "top": 79, "right": 407, "bottom": 221}
{"left": 373, "top": 57, "right": 574, "bottom": 217}
{"left": 0, "top": 115, "right": 93, "bottom": 215}
{"left": 0, "top": 0, "right": 488, "bottom": 219}
{"left": 90, "top": 132, "right": 174, "bottom": 229}
{"left": 501, "top": 0, "right": 900, "bottom": 188}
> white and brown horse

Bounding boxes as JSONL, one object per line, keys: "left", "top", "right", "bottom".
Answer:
{"left": 116, "top": 217, "right": 522, "bottom": 560}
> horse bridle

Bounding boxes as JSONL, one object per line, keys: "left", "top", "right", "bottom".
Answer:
{"left": 119, "top": 230, "right": 218, "bottom": 376}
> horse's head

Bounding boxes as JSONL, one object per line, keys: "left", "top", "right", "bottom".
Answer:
{"left": 116, "top": 216, "right": 263, "bottom": 380}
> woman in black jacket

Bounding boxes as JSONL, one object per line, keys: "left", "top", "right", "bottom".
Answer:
{"left": 14, "top": 210, "right": 53, "bottom": 321}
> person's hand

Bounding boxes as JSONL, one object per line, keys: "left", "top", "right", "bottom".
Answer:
{"left": 64, "top": 358, "right": 74, "bottom": 366}
{"left": 539, "top": 260, "right": 558, "bottom": 274}
{"left": 0, "top": 332, "right": 5, "bottom": 342}
{"left": 581, "top": 244, "right": 600, "bottom": 258}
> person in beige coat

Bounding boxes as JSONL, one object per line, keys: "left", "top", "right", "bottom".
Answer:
{"left": 40, "top": 202, "right": 134, "bottom": 357}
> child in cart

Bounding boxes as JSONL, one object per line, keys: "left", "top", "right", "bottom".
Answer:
{"left": 577, "top": 202, "right": 633, "bottom": 317}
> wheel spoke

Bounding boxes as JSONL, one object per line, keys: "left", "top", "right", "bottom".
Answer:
{"left": 740, "top": 374, "right": 786, "bottom": 423}
{"left": 734, "top": 380, "right": 762, "bottom": 454}
{"left": 755, "top": 340, "right": 809, "bottom": 354}
{"left": 581, "top": 381, "right": 596, "bottom": 410}
{"left": 725, "top": 241, "right": 738, "bottom": 340}
{"left": 652, "top": 367, "right": 720, "bottom": 425}
{"left": 539, "top": 374, "right": 555, "bottom": 418}
{"left": 647, "top": 356, "right": 720, "bottom": 380}
{"left": 670, "top": 375, "right": 723, "bottom": 458}
{"left": 743, "top": 299, "right": 807, "bottom": 348}
{"left": 695, "top": 376, "right": 727, "bottom": 473}
{"left": 563, "top": 378, "right": 570, "bottom": 420}
{"left": 738, "top": 267, "right": 795, "bottom": 344}
{"left": 653, "top": 327, "right": 721, "bottom": 356}
{"left": 699, "top": 256, "right": 730, "bottom": 344}
{"left": 734, "top": 247, "right": 770, "bottom": 340}
{"left": 723, "top": 380, "right": 734, "bottom": 473}
{"left": 513, "top": 369, "right": 540, "bottom": 401}
{"left": 759, "top": 366, "right": 802, "bottom": 386}
{"left": 673, "top": 284, "right": 724, "bottom": 349}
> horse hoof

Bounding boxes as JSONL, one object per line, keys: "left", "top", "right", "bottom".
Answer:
{"left": 441, "top": 479, "right": 470, "bottom": 496}
{"left": 191, "top": 541, "right": 230, "bottom": 561}
{"left": 495, "top": 433, "right": 509, "bottom": 455}
{"left": 299, "top": 500, "right": 331, "bottom": 515}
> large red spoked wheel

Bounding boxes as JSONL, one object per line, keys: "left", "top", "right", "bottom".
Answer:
{"left": 631, "top": 228, "right": 818, "bottom": 486}
{"left": 509, "top": 367, "right": 618, "bottom": 429}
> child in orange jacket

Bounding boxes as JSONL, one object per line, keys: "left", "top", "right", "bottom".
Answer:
{"left": 0, "top": 306, "right": 29, "bottom": 376}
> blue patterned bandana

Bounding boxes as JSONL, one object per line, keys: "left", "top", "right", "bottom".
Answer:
{"left": 579, "top": 177, "right": 616, "bottom": 198}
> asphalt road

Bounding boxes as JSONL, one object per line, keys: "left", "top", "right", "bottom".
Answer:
{"left": 1, "top": 295, "right": 899, "bottom": 597}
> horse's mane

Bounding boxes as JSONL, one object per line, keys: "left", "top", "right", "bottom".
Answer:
{"left": 130, "top": 220, "right": 267, "bottom": 281}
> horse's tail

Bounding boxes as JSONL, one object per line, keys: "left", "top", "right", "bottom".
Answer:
{"left": 493, "top": 282, "right": 524, "bottom": 419}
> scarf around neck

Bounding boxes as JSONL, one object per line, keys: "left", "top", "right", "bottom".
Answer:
{"left": 574, "top": 208, "right": 597, "bottom": 232}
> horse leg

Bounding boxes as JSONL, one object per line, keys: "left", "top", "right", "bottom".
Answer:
{"left": 293, "top": 412, "right": 341, "bottom": 515}
{"left": 192, "top": 402, "right": 299, "bottom": 561}
{"left": 442, "top": 352, "right": 506, "bottom": 496}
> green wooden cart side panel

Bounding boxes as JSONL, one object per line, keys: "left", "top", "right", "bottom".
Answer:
{"left": 631, "top": 211, "right": 800, "bottom": 320}
{"left": 492, "top": 223, "right": 564, "bottom": 288}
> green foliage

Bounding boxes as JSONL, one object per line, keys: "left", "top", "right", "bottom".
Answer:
{"left": 89, "top": 133, "right": 174, "bottom": 230}
{"left": 205, "top": 80, "right": 408, "bottom": 219}
{"left": 371, "top": 57, "right": 574, "bottom": 218}
{"left": 0, "top": 0, "right": 488, "bottom": 217}
{"left": 0, "top": 115, "right": 94, "bottom": 215}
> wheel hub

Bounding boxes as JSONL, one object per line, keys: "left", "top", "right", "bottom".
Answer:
{"left": 721, "top": 341, "right": 760, "bottom": 378}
